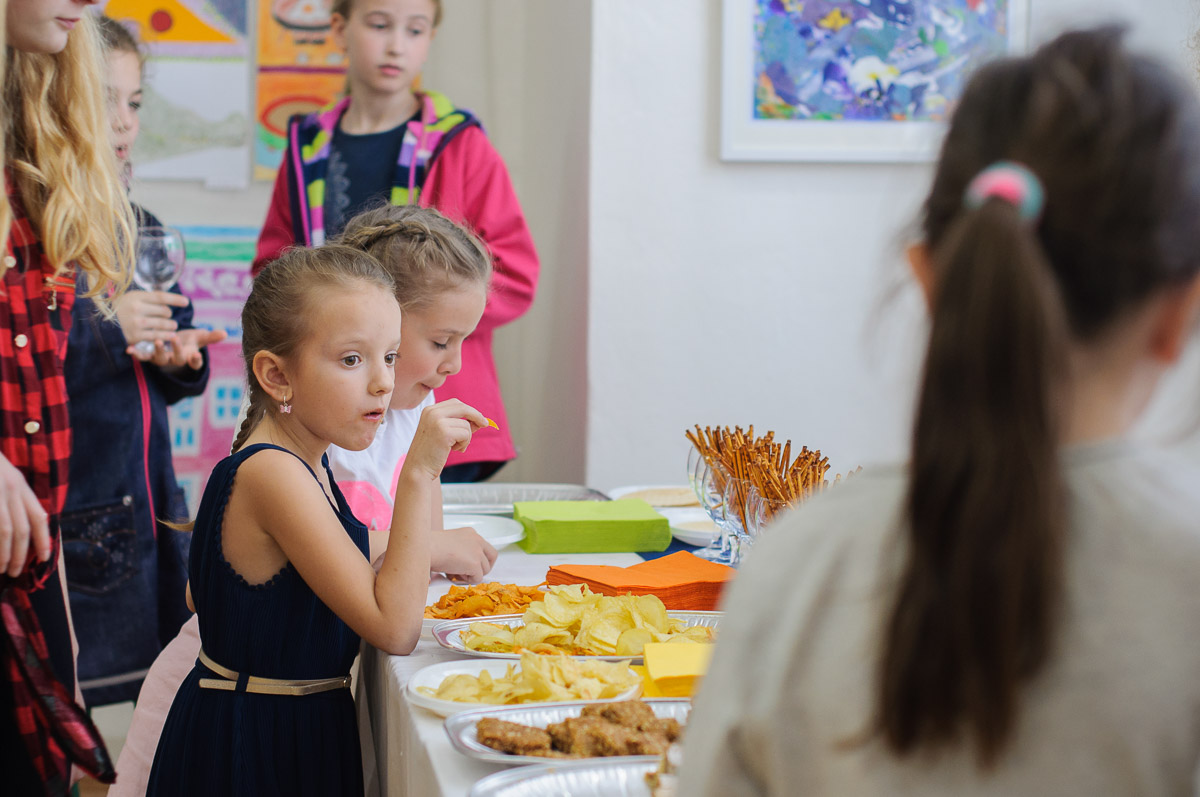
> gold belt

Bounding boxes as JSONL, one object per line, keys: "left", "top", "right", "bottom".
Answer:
{"left": 197, "top": 649, "right": 351, "bottom": 697}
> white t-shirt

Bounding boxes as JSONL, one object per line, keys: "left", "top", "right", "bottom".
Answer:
{"left": 681, "top": 440, "right": 1200, "bottom": 797}
{"left": 326, "top": 392, "right": 434, "bottom": 530}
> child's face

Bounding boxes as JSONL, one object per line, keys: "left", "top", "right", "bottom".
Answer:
{"left": 289, "top": 283, "right": 403, "bottom": 451}
{"left": 5, "top": 0, "right": 97, "bottom": 54}
{"left": 390, "top": 283, "right": 486, "bottom": 410}
{"left": 332, "top": 0, "right": 436, "bottom": 100}
{"left": 106, "top": 51, "right": 142, "bottom": 165}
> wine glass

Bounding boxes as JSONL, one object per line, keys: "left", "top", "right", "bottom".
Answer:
{"left": 693, "top": 460, "right": 733, "bottom": 564}
{"left": 132, "top": 226, "right": 186, "bottom": 358}
{"left": 719, "top": 470, "right": 754, "bottom": 566}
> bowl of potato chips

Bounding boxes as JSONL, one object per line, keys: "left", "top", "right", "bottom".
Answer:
{"left": 432, "top": 585, "right": 719, "bottom": 661}
{"left": 407, "top": 652, "right": 643, "bottom": 717}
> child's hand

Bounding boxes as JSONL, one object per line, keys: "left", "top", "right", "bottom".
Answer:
{"left": 128, "top": 328, "right": 228, "bottom": 370}
{"left": 0, "top": 453, "right": 50, "bottom": 577}
{"left": 405, "top": 400, "right": 490, "bottom": 480}
{"left": 430, "top": 526, "right": 498, "bottom": 582}
{"left": 115, "top": 289, "right": 185, "bottom": 347}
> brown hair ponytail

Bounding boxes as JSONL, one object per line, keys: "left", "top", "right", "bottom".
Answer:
{"left": 880, "top": 199, "right": 1068, "bottom": 765}
{"left": 877, "top": 26, "right": 1200, "bottom": 765}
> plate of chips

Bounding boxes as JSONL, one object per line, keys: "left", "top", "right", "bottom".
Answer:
{"left": 431, "top": 585, "right": 719, "bottom": 662}
{"left": 408, "top": 652, "right": 642, "bottom": 717}
{"left": 424, "top": 582, "right": 548, "bottom": 638}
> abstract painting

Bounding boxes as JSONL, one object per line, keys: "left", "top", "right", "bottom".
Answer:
{"left": 721, "top": 0, "right": 1028, "bottom": 161}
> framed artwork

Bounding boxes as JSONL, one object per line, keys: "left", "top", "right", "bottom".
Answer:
{"left": 721, "top": 0, "right": 1030, "bottom": 162}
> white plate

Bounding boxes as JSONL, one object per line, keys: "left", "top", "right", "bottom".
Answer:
{"left": 432, "top": 612, "right": 721, "bottom": 662}
{"left": 406, "top": 658, "right": 643, "bottom": 718}
{"left": 658, "top": 506, "right": 718, "bottom": 547}
{"left": 468, "top": 757, "right": 659, "bottom": 796}
{"left": 443, "top": 514, "right": 526, "bottom": 547}
{"left": 607, "top": 484, "right": 699, "bottom": 507}
{"left": 445, "top": 698, "right": 690, "bottom": 766}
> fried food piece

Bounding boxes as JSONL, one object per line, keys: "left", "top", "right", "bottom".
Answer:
{"left": 641, "top": 717, "right": 682, "bottom": 743}
{"left": 581, "top": 699, "right": 657, "bottom": 729}
{"left": 547, "top": 716, "right": 645, "bottom": 757}
{"left": 475, "top": 717, "right": 553, "bottom": 756}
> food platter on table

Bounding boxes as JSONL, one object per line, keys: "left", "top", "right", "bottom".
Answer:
{"left": 444, "top": 698, "right": 691, "bottom": 766}
{"left": 406, "top": 657, "right": 643, "bottom": 718}
{"left": 442, "top": 514, "right": 526, "bottom": 548}
{"left": 468, "top": 756, "right": 660, "bottom": 797}
{"left": 424, "top": 582, "right": 550, "bottom": 637}
{"left": 431, "top": 611, "right": 722, "bottom": 663}
{"left": 606, "top": 484, "right": 699, "bottom": 508}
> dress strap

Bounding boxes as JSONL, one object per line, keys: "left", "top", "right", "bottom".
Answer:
{"left": 235, "top": 443, "right": 338, "bottom": 511}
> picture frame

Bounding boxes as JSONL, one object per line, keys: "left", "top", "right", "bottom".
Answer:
{"left": 720, "top": 0, "right": 1031, "bottom": 162}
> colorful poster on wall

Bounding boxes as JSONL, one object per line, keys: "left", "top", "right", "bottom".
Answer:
{"left": 102, "top": 1, "right": 252, "bottom": 188}
{"left": 721, "top": 0, "right": 1029, "bottom": 161}
{"left": 168, "top": 225, "right": 257, "bottom": 515}
{"left": 255, "top": 0, "right": 347, "bottom": 180}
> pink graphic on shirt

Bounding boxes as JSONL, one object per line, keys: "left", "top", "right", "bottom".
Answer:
{"left": 339, "top": 481, "right": 392, "bottom": 531}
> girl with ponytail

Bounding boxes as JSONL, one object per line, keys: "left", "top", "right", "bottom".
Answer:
{"left": 683, "top": 27, "right": 1200, "bottom": 795}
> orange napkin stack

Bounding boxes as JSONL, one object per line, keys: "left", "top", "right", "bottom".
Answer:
{"left": 545, "top": 552, "right": 735, "bottom": 611}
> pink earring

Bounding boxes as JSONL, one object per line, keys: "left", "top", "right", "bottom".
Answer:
{"left": 279, "top": 397, "right": 292, "bottom": 414}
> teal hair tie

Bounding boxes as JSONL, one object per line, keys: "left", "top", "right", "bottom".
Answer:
{"left": 963, "top": 161, "right": 1045, "bottom": 222}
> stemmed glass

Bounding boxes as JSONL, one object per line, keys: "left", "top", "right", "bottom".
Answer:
{"left": 718, "top": 469, "right": 754, "bottom": 566}
{"left": 687, "top": 447, "right": 730, "bottom": 562}
{"left": 744, "top": 485, "right": 789, "bottom": 555}
{"left": 132, "top": 226, "right": 186, "bottom": 358}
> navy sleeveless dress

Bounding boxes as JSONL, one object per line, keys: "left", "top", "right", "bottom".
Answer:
{"left": 146, "top": 444, "right": 369, "bottom": 796}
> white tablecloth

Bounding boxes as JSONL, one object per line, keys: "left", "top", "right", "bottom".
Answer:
{"left": 357, "top": 546, "right": 645, "bottom": 797}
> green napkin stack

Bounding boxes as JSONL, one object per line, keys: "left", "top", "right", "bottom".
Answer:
{"left": 514, "top": 499, "right": 672, "bottom": 554}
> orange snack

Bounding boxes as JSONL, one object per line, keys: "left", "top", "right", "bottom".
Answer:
{"left": 425, "top": 582, "right": 544, "bottom": 619}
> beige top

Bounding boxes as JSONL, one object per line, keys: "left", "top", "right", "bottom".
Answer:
{"left": 681, "top": 441, "right": 1200, "bottom": 797}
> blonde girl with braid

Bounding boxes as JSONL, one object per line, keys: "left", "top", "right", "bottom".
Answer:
{"left": 1, "top": 2, "right": 137, "bottom": 792}
{"left": 327, "top": 205, "right": 496, "bottom": 578}
{"left": 143, "top": 244, "right": 488, "bottom": 796}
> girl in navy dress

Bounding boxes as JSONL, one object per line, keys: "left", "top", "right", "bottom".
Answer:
{"left": 146, "top": 244, "right": 488, "bottom": 795}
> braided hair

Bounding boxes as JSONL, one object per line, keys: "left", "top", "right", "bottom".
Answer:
{"left": 335, "top": 205, "right": 492, "bottom": 311}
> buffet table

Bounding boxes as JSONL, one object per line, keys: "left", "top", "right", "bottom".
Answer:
{"left": 357, "top": 546, "right": 649, "bottom": 797}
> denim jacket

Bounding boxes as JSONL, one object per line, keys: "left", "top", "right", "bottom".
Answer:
{"left": 61, "top": 206, "right": 209, "bottom": 706}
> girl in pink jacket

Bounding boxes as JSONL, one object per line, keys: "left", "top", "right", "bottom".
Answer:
{"left": 254, "top": 0, "right": 538, "bottom": 482}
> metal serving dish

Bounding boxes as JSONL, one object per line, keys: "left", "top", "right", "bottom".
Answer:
{"left": 432, "top": 612, "right": 722, "bottom": 662}
{"left": 468, "top": 756, "right": 660, "bottom": 796}
{"left": 446, "top": 698, "right": 690, "bottom": 766}
{"left": 441, "top": 483, "right": 610, "bottom": 516}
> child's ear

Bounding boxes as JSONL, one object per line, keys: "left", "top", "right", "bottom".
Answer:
{"left": 906, "top": 242, "right": 936, "bottom": 309}
{"left": 330, "top": 12, "right": 348, "bottom": 51}
{"left": 1148, "top": 276, "right": 1200, "bottom": 365}
{"left": 252, "top": 350, "right": 292, "bottom": 404}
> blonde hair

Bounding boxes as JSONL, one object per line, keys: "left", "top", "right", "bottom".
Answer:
{"left": 336, "top": 205, "right": 491, "bottom": 311}
{"left": 232, "top": 244, "right": 396, "bottom": 453}
{"left": 332, "top": 0, "right": 443, "bottom": 27}
{"left": 1, "top": 12, "right": 135, "bottom": 302}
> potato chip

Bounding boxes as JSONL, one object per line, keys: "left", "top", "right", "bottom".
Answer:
{"left": 416, "top": 652, "right": 640, "bottom": 705}
{"left": 425, "top": 582, "right": 545, "bottom": 620}
{"left": 458, "top": 584, "right": 715, "bottom": 657}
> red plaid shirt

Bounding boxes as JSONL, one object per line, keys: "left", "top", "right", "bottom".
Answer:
{"left": 0, "top": 179, "right": 114, "bottom": 793}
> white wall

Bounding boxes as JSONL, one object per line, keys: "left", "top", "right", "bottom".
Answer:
{"left": 584, "top": 0, "right": 1200, "bottom": 492}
